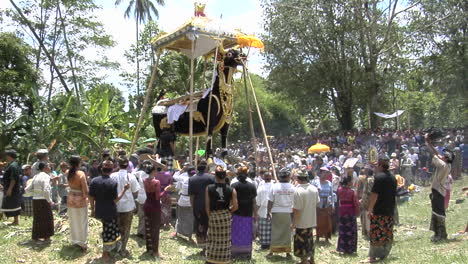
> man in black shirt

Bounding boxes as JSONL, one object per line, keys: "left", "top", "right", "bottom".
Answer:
{"left": 231, "top": 166, "right": 257, "bottom": 260}
{"left": 188, "top": 160, "right": 214, "bottom": 254}
{"left": 362, "top": 154, "right": 396, "bottom": 263}
{"left": 89, "top": 158, "right": 129, "bottom": 262}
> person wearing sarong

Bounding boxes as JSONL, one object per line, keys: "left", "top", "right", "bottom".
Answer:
{"left": 266, "top": 168, "right": 295, "bottom": 259}
{"left": 144, "top": 163, "right": 169, "bottom": 259}
{"left": 110, "top": 155, "right": 140, "bottom": 258}
{"left": 231, "top": 166, "right": 257, "bottom": 260}
{"left": 25, "top": 162, "right": 54, "bottom": 243}
{"left": 255, "top": 170, "right": 273, "bottom": 249}
{"left": 57, "top": 162, "right": 69, "bottom": 216}
{"left": 361, "top": 155, "right": 396, "bottom": 263}
{"left": 66, "top": 155, "right": 89, "bottom": 251}
{"left": 205, "top": 166, "right": 238, "bottom": 264}
{"left": 426, "top": 136, "right": 452, "bottom": 242}
{"left": 155, "top": 163, "right": 173, "bottom": 228}
{"left": 90, "top": 158, "right": 129, "bottom": 262}
{"left": 359, "top": 169, "right": 374, "bottom": 240}
{"left": 336, "top": 176, "right": 360, "bottom": 254}
{"left": 1, "top": 150, "right": 22, "bottom": 225}
{"left": 21, "top": 165, "right": 34, "bottom": 217}
{"left": 292, "top": 170, "right": 319, "bottom": 264}
{"left": 313, "top": 167, "right": 334, "bottom": 242}
{"left": 174, "top": 166, "right": 196, "bottom": 241}
{"left": 188, "top": 160, "right": 215, "bottom": 254}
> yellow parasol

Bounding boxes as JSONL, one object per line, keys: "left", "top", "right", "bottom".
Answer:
{"left": 308, "top": 143, "right": 331, "bottom": 154}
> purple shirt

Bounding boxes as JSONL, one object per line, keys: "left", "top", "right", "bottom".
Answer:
{"left": 337, "top": 186, "right": 359, "bottom": 216}
{"left": 155, "top": 171, "right": 173, "bottom": 194}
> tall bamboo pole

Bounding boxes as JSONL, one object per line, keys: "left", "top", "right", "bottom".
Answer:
{"left": 130, "top": 52, "right": 161, "bottom": 154}
{"left": 243, "top": 64, "right": 277, "bottom": 180}
{"left": 189, "top": 39, "right": 196, "bottom": 164}
{"left": 242, "top": 66, "right": 258, "bottom": 161}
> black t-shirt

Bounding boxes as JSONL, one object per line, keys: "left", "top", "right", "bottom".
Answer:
{"left": 371, "top": 171, "right": 397, "bottom": 216}
{"left": 231, "top": 180, "right": 257, "bottom": 217}
{"left": 3, "top": 161, "right": 21, "bottom": 195}
{"left": 89, "top": 175, "right": 118, "bottom": 221}
{"left": 188, "top": 172, "right": 215, "bottom": 213}
{"left": 207, "top": 183, "right": 233, "bottom": 211}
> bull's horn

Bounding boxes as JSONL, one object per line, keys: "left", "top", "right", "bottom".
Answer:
{"left": 218, "top": 41, "right": 226, "bottom": 55}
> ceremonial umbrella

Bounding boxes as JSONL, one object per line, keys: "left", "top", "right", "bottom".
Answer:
{"left": 308, "top": 143, "right": 331, "bottom": 154}
{"left": 141, "top": 138, "right": 157, "bottom": 143}
{"left": 109, "top": 138, "right": 131, "bottom": 144}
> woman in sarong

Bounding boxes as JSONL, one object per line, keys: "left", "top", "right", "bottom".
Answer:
{"left": 25, "top": 162, "right": 54, "bottom": 243}
{"left": 313, "top": 167, "right": 334, "bottom": 242}
{"left": 231, "top": 166, "right": 257, "bottom": 260}
{"left": 205, "top": 166, "right": 238, "bottom": 264}
{"left": 66, "top": 155, "right": 89, "bottom": 251}
{"left": 336, "top": 176, "right": 360, "bottom": 254}
{"left": 155, "top": 163, "right": 173, "bottom": 228}
{"left": 144, "top": 163, "right": 168, "bottom": 259}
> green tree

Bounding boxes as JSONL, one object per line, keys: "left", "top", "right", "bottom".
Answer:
{"left": 7, "top": 0, "right": 117, "bottom": 104}
{"left": 115, "top": 0, "right": 165, "bottom": 96}
{"left": 0, "top": 32, "right": 39, "bottom": 152}
{"left": 262, "top": 0, "right": 416, "bottom": 130}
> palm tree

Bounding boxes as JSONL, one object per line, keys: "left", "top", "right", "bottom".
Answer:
{"left": 115, "top": 0, "right": 165, "bottom": 96}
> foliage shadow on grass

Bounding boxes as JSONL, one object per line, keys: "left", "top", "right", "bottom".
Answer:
{"left": 129, "top": 234, "right": 146, "bottom": 247}
{"left": 58, "top": 244, "right": 88, "bottom": 260}
{"left": 16, "top": 239, "right": 53, "bottom": 252}
{"left": 263, "top": 254, "right": 295, "bottom": 263}
{"left": 170, "top": 234, "right": 198, "bottom": 248}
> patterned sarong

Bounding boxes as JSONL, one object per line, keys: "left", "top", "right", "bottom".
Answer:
{"left": 294, "top": 227, "right": 314, "bottom": 259}
{"left": 206, "top": 210, "right": 231, "bottom": 264}
{"left": 22, "top": 197, "right": 33, "bottom": 217}
{"left": 176, "top": 205, "right": 193, "bottom": 237}
{"left": 231, "top": 215, "right": 253, "bottom": 260}
{"left": 369, "top": 215, "right": 394, "bottom": 259}
{"left": 337, "top": 215, "right": 358, "bottom": 254}
{"left": 270, "top": 213, "right": 292, "bottom": 253}
{"left": 102, "top": 219, "right": 121, "bottom": 253}
{"left": 258, "top": 217, "right": 272, "bottom": 246}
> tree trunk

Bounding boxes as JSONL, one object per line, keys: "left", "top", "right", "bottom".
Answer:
{"left": 58, "top": 2, "right": 80, "bottom": 103}
{"left": 9, "top": 0, "right": 71, "bottom": 94}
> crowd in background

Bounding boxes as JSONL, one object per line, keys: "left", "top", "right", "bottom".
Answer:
{"left": 0, "top": 128, "right": 466, "bottom": 263}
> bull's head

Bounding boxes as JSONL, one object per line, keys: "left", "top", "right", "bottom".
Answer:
{"left": 217, "top": 45, "right": 247, "bottom": 68}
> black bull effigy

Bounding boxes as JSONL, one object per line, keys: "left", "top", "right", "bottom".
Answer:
{"left": 152, "top": 48, "right": 245, "bottom": 157}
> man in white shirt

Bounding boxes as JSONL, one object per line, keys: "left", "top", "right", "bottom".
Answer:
{"left": 266, "top": 168, "right": 295, "bottom": 259}
{"left": 292, "top": 171, "right": 319, "bottom": 264}
{"left": 173, "top": 167, "right": 195, "bottom": 241}
{"left": 110, "top": 156, "right": 140, "bottom": 257}
{"left": 255, "top": 170, "right": 273, "bottom": 249}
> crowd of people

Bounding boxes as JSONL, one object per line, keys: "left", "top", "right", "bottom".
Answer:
{"left": 0, "top": 127, "right": 465, "bottom": 263}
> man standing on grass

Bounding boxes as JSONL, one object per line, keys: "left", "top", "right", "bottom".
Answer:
{"left": 425, "top": 134, "right": 452, "bottom": 242}
{"left": 361, "top": 154, "right": 396, "bottom": 263}
{"left": 1, "top": 150, "right": 22, "bottom": 225}
{"left": 110, "top": 156, "right": 140, "bottom": 258}
{"left": 90, "top": 158, "right": 130, "bottom": 262}
{"left": 292, "top": 170, "right": 319, "bottom": 264}
{"left": 188, "top": 160, "right": 214, "bottom": 255}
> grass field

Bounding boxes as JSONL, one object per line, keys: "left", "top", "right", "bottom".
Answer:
{"left": 0, "top": 176, "right": 467, "bottom": 264}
